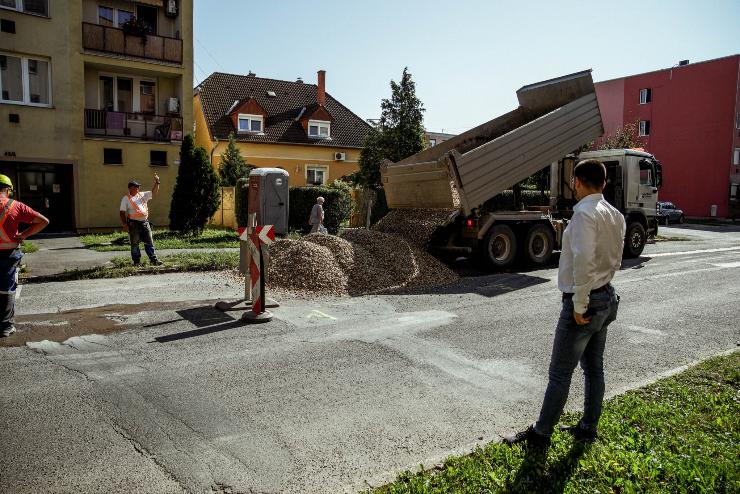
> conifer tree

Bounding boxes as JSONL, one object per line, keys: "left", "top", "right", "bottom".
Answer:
{"left": 169, "top": 134, "right": 221, "bottom": 235}
{"left": 218, "top": 133, "right": 249, "bottom": 186}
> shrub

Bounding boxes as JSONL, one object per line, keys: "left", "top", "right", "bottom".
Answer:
{"left": 289, "top": 186, "right": 352, "bottom": 234}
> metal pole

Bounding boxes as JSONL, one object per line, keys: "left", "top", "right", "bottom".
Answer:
{"left": 259, "top": 241, "right": 265, "bottom": 313}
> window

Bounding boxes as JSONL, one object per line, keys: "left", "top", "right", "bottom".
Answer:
{"left": 429, "top": 138, "right": 437, "bottom": 147}
{"left": 98, "top": 6, "right": 114, "bottom": 26}
{"left": 306, "top": 165, "right": 327, "bottom": 185}
{"left": 308, "top": 119, "right": 330, "bottom": 138}
{"left": 237, "top": 114, "right": 263, "bottom": 133}
{"left": 150, "top": 150, "right": 167, "bottom": 166}
{"left": 139, "top": 81, "right": 155, "bottom": 114}
{"left": 98, "top": 6, "right": 134, "bottom": 27}
{"left": 731, "top": 184, "right": 738, "bottom": 201}
{"left": 0, "top": 0, "right": 48, "bottom": 16}
{"left": 639, "top": 88, "right": 652, "bottom": 104}
{"left": 737, "top": 113, "right": 740, "bottom": 130}
{"left": 639, "top": 120, "right": 651, "bottom": 136}
{"left": 99, "top": 76, "right": 139, "bottom": 112}
{"left": 0, "top": 53, "right": 51, "bottom": 106}
{"left": 116, "top": 9, "right": 134, "bottom": 26}
{"left": 103, "top": 148, "right": 122, "bottom": 165}
{"left": 734, "top": 148, "right": 740, "bottom": 166}
{"left": 639, "top": 159, "right": 654, "bottom": 186}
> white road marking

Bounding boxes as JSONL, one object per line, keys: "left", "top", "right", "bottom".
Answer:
{"left": 710, "top": 261, "right": 740, "bottom": 268}
{"left": 649, "top": 246, "right": 740, "bottom": 257}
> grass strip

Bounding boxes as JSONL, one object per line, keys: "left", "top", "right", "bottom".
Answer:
{"left": 25, "top": 251, "right": 239, "bottom": 282}
{"left": 373, "top": 352, "right": 739, "bottom": 494}
{"left": 80, "top": 228, "right": 240, "bottom": 251}
{"left": 654, "top": 234, "right": 692, "bottom": 242}
{"left": 21, "top": 241, "right": 38, "bottom": 253}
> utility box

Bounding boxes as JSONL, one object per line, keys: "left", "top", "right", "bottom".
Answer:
{"left": 248, "top": 168, "right": 289, "bottom": 235}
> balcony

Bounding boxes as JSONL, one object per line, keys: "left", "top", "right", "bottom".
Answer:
{"left": 82, "top": 22, "right": 183, "bottom": 65}
{"left": 85, "top": 109, "right": 183, "bottom": 143}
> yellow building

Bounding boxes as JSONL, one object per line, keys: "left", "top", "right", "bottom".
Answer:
{"left": 0, "top": 0, "right": 193, "bottom": 231}
{"left": 194, "top": 70, "right": 370, "bottom": 186}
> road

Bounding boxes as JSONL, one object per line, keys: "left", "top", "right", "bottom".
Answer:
{"left": 1, "top": 225, "right": 739, "bottom": 493}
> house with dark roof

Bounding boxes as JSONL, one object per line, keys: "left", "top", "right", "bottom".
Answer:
{"left": 194, "top": 70, "right": 371, "bottom": 186}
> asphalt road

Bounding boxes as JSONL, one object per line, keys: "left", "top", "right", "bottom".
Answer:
{"left": 1, "top": 225, "right": 739, "bottom": 493}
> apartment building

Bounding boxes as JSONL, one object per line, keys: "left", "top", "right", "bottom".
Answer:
{"left": 595, "top": 55, "right": 740, "bottom": 218}
{"left": 0, "top": 0, "right": 193, "bottom": 230}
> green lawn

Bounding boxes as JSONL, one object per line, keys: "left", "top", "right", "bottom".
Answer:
{"left": 654, "top": 234, "right": 691, "bottom": 242}
{"left": 373, "top": 352, "right": 739, "bottom": 494}
{"left": 30, "top": 251, "right": 239, "bottom": 282}
{"left": 80, "top": 228, "right": 240, "bottom": 251}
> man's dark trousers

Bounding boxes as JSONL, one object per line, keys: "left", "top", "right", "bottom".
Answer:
{"left": 0, "top": 248, "right": 22, "bottom": 332}
{"left": 534, "top": 287, "right": 619, "bottom": 436}
{"left": 128, "top": 219, "right": 157, "bottom": 263}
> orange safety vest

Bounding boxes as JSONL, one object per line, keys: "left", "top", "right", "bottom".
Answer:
{"left": 0, "top": 199, "right": 19, "bottom": 250}
{"left": 126, "top": 193, "right": 149, "bottom": 221}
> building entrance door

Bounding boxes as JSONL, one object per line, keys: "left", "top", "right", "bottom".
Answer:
{"left": 17, "top": 167, "right": 74, "bottom": 232}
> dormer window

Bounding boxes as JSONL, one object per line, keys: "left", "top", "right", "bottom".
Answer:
{"left": 238, "top": 113, "right": 263, "bottom": 133}
{"left": 308, "top": 119, "right": 330, "bottom": 139}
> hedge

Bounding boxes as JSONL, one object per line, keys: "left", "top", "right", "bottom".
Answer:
{"left": 289, "top": 185, "right": 352, "bottom": 234}
{"left": 235, "top": 177, "right": 250, "bottom": 227}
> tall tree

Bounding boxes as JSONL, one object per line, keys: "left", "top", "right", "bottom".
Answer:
{"left": 218, "top": 132, "right": 251, "bottom": 186}
{"left": 355, "top": 67, "right": 426, "bottom": 187}
{"left": 169, "top": 134, "right": 221, "bottom": 235}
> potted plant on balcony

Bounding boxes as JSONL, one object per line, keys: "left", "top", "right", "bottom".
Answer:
{"left": 121, "top": 16, "right": 149, "bottom": 41}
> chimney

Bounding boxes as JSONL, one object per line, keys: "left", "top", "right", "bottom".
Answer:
{"left": 317, "top": 70, "right": 326, "bottom": 107}
{"left": 678, "top": 60, "right": 689, "bottom": 66}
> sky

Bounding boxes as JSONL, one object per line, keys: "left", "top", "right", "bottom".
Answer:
{"left": 194, "top": 0, "right": 740, "bottom": 134}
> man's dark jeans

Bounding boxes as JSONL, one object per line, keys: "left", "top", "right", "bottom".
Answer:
{"left": 0, "top": 248, "right": 22, "bottom": 331}
{"left": 128, "top": 220, "right": 157, "bottom": 262}
{"left": 534, "top": 287, "right": 619, "bottom": 437}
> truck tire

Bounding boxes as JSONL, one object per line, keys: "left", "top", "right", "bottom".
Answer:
{"left": 524, "top": 224, "right": 555, "bottom": 267}
{"left": 482, "top": 224, "right": 517, "bottom": 270}
{"left": 624, "top": 221, "right": 646, "bottom": 258}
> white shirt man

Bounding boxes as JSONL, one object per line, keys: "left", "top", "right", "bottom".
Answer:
{"left": 119, "top": 177, "right": 162, "bottom": 266}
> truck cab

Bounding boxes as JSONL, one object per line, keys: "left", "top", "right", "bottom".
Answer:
{"left": 555, "top": 149, "right": 662, "bottom": 257}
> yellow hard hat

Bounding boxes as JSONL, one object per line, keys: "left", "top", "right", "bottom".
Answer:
{"left": 0, "top": 174, "right": 12, "bottom": 190}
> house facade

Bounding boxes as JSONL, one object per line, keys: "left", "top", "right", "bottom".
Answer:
{"left": 0, "top": 0, "right": 193, "bottom": 231}
{"left": 425, "top": 131, "right": 455, "bottom": 148}
{"left": 194, "top": 70, "right": 371, "bottom": 186}
{"left": 594, "top": 55, "right": 740, "bottom": 218}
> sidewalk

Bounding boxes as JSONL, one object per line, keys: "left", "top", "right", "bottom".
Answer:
{"left": 22, "top": 235, "right": 238, "bottom": 277}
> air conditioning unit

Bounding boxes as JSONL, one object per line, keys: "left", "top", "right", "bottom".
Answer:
{"left": 165, "top": 0, "right": 178, "bottom": 17}
{"left": 334, "top": 152, "right": 346, "bottom": 161}
{"left": 167, "top": 97, "right": 180, "bottom": 114}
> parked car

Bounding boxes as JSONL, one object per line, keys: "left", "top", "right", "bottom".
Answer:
{"left": 658, "top": 201, "right": 685, "bottom": 224}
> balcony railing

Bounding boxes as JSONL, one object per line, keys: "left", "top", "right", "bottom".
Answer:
{"left": 85, "top": 109, "right": 183, "bottom": 143}
{"left": 82, "top": 22, "right": 183, "bottom": 64}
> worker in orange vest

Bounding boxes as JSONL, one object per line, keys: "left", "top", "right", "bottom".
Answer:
{"left": 119, "top": 175, "right": 162, "bottom": 266}
{"left": 0, "top": 174, "right": 49, "bottom": 337}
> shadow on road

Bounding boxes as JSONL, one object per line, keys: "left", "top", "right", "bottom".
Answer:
{"left": 153, "top": 317, "right": 245, "bottom": 343}
{"left": 621, "top": 256, "right": 652, "bottom": 270}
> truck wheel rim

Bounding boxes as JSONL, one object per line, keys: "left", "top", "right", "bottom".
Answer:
{"left": 631, "top": 232, "right": 642, "bottom": 248}
{"left": 492, "top": 235, "right": 510, "bottom": 261}
{"left": 531, "top": 234, "right": 546, "bottom": 258}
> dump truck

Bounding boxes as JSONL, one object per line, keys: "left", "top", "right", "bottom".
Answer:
{"left": 380, "top": 70, "right": 662, "bottom": 269}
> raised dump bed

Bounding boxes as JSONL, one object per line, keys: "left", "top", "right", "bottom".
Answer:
{"left": 381, "top": 70, "right": 604, "bottom": 215}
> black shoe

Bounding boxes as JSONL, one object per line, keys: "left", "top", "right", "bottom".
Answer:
{"left": 559, "top": 423, "right": 598, "bottom": 441}
{"left": 149, "top": 258, "right": 163, "bottom": 266}
{"left": 133, "top": 260, "right": 141, "bottom": 266}
{"left": 504, "top": 425, "right": 551, "bottom": 449}
{"left": 1, "top": 325, "right": 16, "bottom": 337}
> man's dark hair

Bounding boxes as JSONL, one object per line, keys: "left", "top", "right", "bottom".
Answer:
{"left": 574, "top": 159, "right": 607, "bottom": 189}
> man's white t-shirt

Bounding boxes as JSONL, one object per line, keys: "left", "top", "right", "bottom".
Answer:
{"left": 120, "top": 191, "right": 152, "bottom": 220}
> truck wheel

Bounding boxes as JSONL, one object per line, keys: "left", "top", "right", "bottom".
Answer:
{"left": 524, "top": 224, "right": 554, "bottom": 267}
{"left": 624, "top": 222, "right": 646, "bottom": 258}
{"left": 482, "top": 224, "right": 517, "bottom": 270}
{"left": 678, "top": 214, "right": 685, "bottom": 224}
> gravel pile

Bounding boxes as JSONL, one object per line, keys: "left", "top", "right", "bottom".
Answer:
{"left": 262, "top": 229, "right": 457, "bottom": 296}
{"left": 372, "top": 208, "right": 457, "bottom": 248}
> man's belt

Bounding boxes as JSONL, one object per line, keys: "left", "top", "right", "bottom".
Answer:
{"left": 562, "top": 283, "right": 611, "bottom": 300}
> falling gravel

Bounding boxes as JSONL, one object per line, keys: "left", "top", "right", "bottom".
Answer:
{"left": 372, "top": 209, "right": 457, "bottom": 248}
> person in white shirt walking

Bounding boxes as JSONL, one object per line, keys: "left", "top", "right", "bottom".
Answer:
{"left": 119, "top": 176, "right": 163, "bottom": 266}
{"left": 505, "top": 159, "right": 626, "bottom": 449}
{"left": 309, "top": 196, "right": 325, "bottom": 234}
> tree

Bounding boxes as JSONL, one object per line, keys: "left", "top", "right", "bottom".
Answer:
{"left": 169, "top": 134, "right": 221, "bottom": 235}
{"left": 355, "top": 67, "right": 426, "bottom": 188}
{"left": 218, "top": 133, "right": 251, "bottom": 186}
{"left": 593, "top": 120, "right": 641, "bottom": 150}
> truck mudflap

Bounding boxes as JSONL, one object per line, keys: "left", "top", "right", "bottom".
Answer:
{"left": 381, "top": 70, "right": 604, "bottom": 215}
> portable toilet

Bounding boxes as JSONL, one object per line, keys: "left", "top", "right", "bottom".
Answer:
{"left": 247, "top": 168, "right": 289, "bottom": 236}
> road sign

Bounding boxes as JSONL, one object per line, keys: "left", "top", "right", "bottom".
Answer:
{"left": 239, "top": 228, "right": 250, "bottom": 241}
{"left": 257, "top": 225, "right": 275, "bottom": 245}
